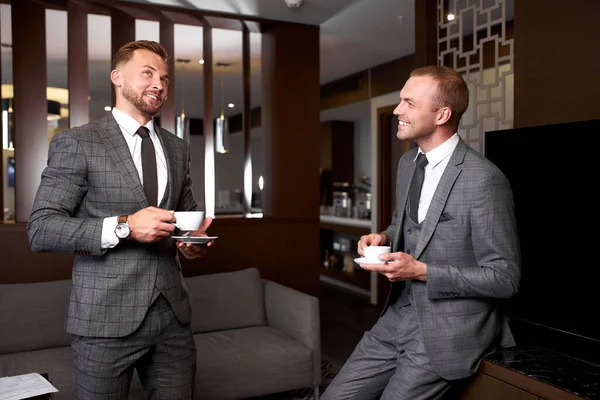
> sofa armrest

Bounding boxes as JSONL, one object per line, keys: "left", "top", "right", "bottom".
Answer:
{"left": 263, "top": 280, "right": 321, "bottom": 387}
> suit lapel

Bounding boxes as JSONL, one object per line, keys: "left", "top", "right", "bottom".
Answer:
{"left": 392, "top": 149, "right": 418, "bottom": 251}
{"left": 155, "top": 126, "right": 174, "bottom": 209}
{"left": 97, "top": 113, "right": 148, "bottom": 208}
{"left": 414, "top": 139, "right": 468, "bottom": 258}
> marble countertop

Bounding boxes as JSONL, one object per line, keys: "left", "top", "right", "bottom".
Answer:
{"left": 485, "top": 347, "right": 600, "bottom": 399}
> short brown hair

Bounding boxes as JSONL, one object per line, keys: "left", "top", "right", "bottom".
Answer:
{"left": 410, "top": 65, "right": 469, "bottom": 126}
{"left": 111, "top": 40, "right": 169, "bottom": 70}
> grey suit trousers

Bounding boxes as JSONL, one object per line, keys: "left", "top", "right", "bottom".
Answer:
{"left": 322, "top": 301, "right": 452, "bottom": 400}
{"left": 71, "top": 294, "right": 196, "bottom": 400}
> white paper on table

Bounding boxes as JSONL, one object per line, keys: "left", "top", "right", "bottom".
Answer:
{"left": 0, "top": 372, "right": 58, "bottom": 400}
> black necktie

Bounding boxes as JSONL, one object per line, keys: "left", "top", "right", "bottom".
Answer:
{"left": 409, "top": 152, "right": 428, "bottom": 222}
{"left": 136, "top": 126, "right": 158, "bottom": 207}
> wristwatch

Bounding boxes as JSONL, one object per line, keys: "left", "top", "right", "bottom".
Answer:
{"left": 114, "top": 215, "right": 131, "bottom": 240}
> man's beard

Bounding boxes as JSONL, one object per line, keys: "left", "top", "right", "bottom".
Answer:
{"left": 122, "top": 86, "right": 162, "bottom": 116}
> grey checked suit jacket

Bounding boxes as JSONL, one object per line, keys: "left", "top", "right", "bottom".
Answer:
{"left": 28, "top": 113, "right": 197, "bottom": 338}
{"left": 383, "top": 137, "right": 521, "bottom": 380}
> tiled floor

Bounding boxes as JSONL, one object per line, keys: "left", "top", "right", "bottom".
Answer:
{"left": 318, "top": 282, "right": 381, "bottom": 367}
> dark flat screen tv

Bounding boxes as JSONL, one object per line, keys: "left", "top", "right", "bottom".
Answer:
{"left": 485, "top": 119, "right": 600, "bottom": 366}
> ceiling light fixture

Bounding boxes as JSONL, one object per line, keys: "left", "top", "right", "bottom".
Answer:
{"left": 215, "top": 62, "right": 230, "bottom": 154}
{"left": 447, "top": 13, "right": 455, "bottom": 21}
{"left": 176, "top": 58, "right": 191, "bottom": 143}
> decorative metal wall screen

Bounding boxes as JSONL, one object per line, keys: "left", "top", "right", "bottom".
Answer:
{"left": 438, "top": 0, "right": 514, "bottom": 153}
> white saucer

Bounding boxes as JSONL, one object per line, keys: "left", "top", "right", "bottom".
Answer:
{"left": 172, "top": 236, "right": 218, "bottom": 244}
{"left": 354, "top": 257, "right": 388, "bottom": 265}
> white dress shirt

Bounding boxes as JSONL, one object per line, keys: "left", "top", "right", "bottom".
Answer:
{"left": 101, "top": 108, "right": 168, "bottom": 248}
{"left": 415, "top": 133, "right": 459, "bottom": 223}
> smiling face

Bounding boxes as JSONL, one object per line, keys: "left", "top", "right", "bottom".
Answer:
{"left": 111, "top": 49, "right": 169, "bottom": 125}
{"left": 393, "top": 75, "right": 444, "bottom": 148}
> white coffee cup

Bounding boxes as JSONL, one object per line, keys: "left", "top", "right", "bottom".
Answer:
{"left": 173, "top": 211, "right": 204, "bottom": 232}
{"left": 363, "top": 245, "right": 391, "bottom": 263}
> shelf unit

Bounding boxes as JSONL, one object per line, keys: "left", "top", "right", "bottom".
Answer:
{"left": 319, "top": 215, "right": 373, "bottom": 298}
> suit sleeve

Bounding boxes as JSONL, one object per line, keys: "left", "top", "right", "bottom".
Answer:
{"left": 27, "top": 132, "right": 104, "bottom": 256}
{"left": 426, "top": 168, "right": 521, "bottom": 300}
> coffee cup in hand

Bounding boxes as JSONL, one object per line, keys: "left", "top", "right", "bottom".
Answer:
{"left": 173, "top": 211, "right": 204, "bottom": 232}
{"left": 363, "top": 245, "right": 391, "bottom": 263}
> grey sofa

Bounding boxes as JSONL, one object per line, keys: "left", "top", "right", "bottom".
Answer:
{"left": 0, "top": 267, "right": 321, "bottom": 399}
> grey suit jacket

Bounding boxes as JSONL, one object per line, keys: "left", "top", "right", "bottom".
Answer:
{"left": 28, "top": 113, "right": 197, "bottom": 338}
{"left": 383, "top": 137, "right": 521, "bottom": 380}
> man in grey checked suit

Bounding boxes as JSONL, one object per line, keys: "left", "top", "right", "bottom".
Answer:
{"left": 28, "top": 40, "right": 212, "bottom": 399}
{"left": 322, "top": 66, "right": 521, "bottom": 399}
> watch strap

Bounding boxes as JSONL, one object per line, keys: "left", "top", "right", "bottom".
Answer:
{"left": 117, "top": 215, "right": 128, "bottom": 224}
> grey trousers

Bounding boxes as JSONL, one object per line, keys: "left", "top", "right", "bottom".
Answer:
{"left": 321, "top": 303, "right": 452, "bottom": 400}
{"left": 71, "top": 294, "right": 196, "bottom": 400}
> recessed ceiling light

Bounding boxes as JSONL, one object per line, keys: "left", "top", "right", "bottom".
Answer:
{"left": 228, "top": 103, "right": 234, "bottom": 108}
{"left": 447, "top": 13, "right": 455, "bottom": 21}
{"left": 199, "top": 59, "right": 204, "bottom": 64}
{"left": 104, "top": 106, "right": 112, "bottom": 111}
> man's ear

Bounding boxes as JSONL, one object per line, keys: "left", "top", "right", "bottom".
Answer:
{"left": 110, "top": 69, "right": 121, "bottom": 87}
{"left": 436, "top": 106, "right": 452, "bottom": 126}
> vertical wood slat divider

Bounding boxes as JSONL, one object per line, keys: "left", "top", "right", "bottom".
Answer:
{"left": 110, "top": 7, "right": 135, "bottom": 107}
{"left": 242, "top": 24, "right": 252, "bottom": 216}
{"left": 159, "top": 14, "right": 175, "bottom": 134}
{"left": 414, "top": 0, "right": 438, "bottom": 68}
{"left": 12, "top": 0, "right": 48, "bottom": 222}
{"left": 68, "top": 0, "right": 90, "bottom": 128}
{"left": 259, "top": 23, "right": 320, "bottom": 219}
{"left": 202, "top": 19, "right": 215, "bottom": 217}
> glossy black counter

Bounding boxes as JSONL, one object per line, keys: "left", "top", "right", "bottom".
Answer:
{"left": 485, "top": 347, "right": 600, "bottom": 399}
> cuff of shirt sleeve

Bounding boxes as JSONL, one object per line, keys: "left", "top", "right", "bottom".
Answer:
{"left": 102, "top": 216, "right": 120, "bottom": 249}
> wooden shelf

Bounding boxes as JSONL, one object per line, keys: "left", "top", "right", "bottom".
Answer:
{"left": 320, "top": 265, "right": 370, "bottom": 291}
{"left": 319, "top": 215, "right": 371, "bottom": 235}
{"left": 319, "top": 215, "right": 372, "bottom": 298}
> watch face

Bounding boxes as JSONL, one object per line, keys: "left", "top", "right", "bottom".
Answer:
{"left": 116, "top": 223, "right": 130, "bottom": 239}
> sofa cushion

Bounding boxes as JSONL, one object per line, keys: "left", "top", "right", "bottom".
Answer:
{"left": 194, "top": 326, "right": 314, "bottom": 399}
{"left": 0, "top": 280, "right": 72, "bottom": 354}
{"left": 186, "top": 268, "right": 266, "bottom": 333}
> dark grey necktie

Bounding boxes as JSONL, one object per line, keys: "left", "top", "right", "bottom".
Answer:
{"left": 409, "top": 152, "right": 428, "bottom": 222}
{"left": 136, "top": 126, "right": 158, "bottom": 207}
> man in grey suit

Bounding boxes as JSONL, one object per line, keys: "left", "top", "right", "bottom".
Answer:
{"left": 27, "top": 40, "right": 212, "bottom": 399}
{"left": 322, "top": 66, "right": 521, "bottom": 399}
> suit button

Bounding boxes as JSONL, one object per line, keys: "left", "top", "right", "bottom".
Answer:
{"left": 406, "top": 249, "right": 411, "bottom": 255}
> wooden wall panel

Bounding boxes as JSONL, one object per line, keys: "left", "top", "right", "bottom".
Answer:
{"left": 260, "top": 22, "right": 320, "bottom": 220}
{"left": 0, "top": 220, "right": 319, "bottom": 296}
{"left": 68, "top": 0, "right": 90, "bottom": 128}
{"left": 12, "top": 0, "right": 48, "bottom": 223}
{"left": 110, "top": 7, "right": 135, "bottom": 106}
{"left": 414, "top": 0, "right": 438, "bottom": 68}
{"left": 370, "top": 55, "right": 414, "bottom": 98}
{"left": 319, "top": 71, "right": 369, "bottom": 111}
{"left": 0, "top": 224, "right": 73, "bottom": 284}
{"left": 514, "top": 0, "right": 600, "bottom": 128}
{"left": 159, "top": 14, "right": 176, "bottom": 134}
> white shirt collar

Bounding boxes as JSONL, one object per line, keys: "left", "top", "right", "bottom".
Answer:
{"left": 111, "top": 107, "right": 156, "bottom": 137}
{"left": 415, "top": 133, "right": 460, "bottom": 168}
